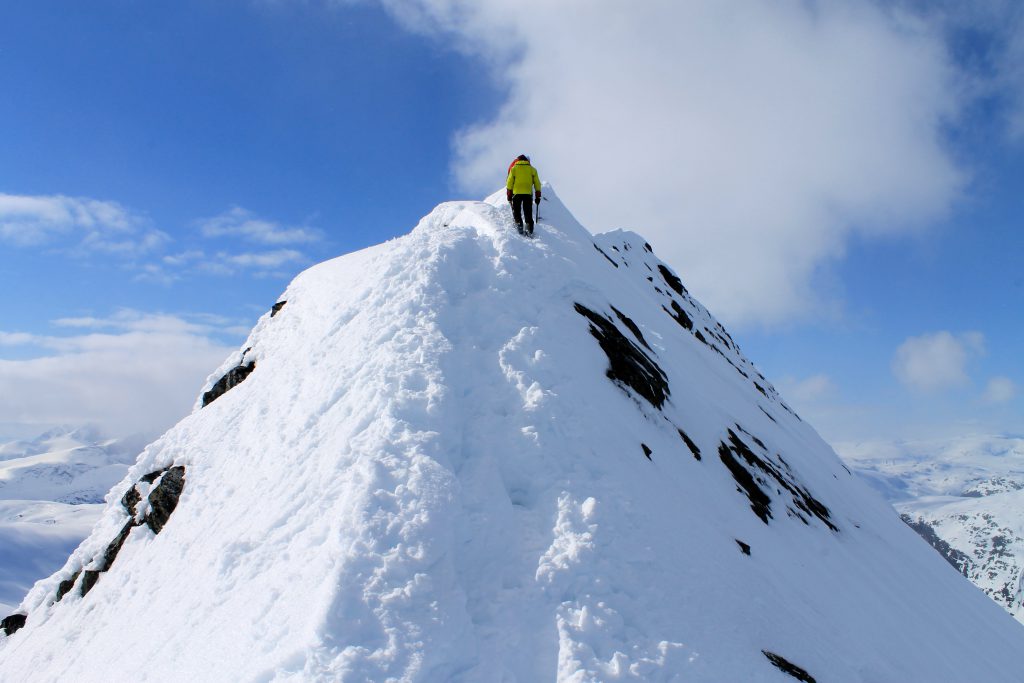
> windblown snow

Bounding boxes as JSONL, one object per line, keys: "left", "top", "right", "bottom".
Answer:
{"left": 1, "top": 188, "right": 1021, "bottom": 682}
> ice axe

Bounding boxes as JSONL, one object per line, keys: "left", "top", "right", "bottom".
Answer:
{"left": 535, "top": 195, "right": 541, "bottom": 222}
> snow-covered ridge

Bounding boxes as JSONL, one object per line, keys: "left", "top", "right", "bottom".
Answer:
{"left": 2, "top": 188, "right": 1021, "bottom": 681}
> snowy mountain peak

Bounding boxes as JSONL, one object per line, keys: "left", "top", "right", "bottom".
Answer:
{"left": 2, "top": 191, "right": 1022, "bottom": 681}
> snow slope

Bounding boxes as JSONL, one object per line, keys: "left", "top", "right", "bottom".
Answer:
{"left": 841, "top": 435, "right": 1024, "bottom": 624}
{"left": 0, "top": 427, "right": 139, "bottom": 613}
{"left": 2, "top": 189, "right": 1022, "bottom": 682}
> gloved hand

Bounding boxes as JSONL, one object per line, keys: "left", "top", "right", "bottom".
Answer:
{"left": 506, "top": 189, "right": 513, "bottom": 203}
{"left": 535, "top": 192, "right": 541, "bottom": 203}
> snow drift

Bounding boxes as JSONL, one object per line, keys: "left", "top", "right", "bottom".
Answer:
{"left": 1, "top": 188, "right": 1022, "bottom": 681}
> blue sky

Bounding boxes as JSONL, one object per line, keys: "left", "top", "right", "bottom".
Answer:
{"left": 1, "top": 0, "right": 1021, "bottom": 443}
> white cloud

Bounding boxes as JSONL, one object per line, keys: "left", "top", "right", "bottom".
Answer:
{"left": 780, "top": 373, "right": 837, "bottom": 404}
{"left": 0, "top": 332, "right": 39, "bottom": 346}
{"left": 162, "top": 250, "right": 206, "bottom": 267}
{"left": 983, "top": 376, "right": 1017, "bottom": 403}
{"left": 0, "top": 193, "right": 168, "bottom": 255}
{"left": 138, "top": 206, "right": 317, "bottom": 280}
{"left": 221, "top": 249, "right": 306, "bottom": 269}
{"left": 361, "top": 0, "right": 966, "bottom": 326}
{"left": 0, "top": 196, "right": 312, "bottom": 282}
{"left": 51, "top": 309, "right": 216, "bottom": 336}
{"left": 892, "top": 331, "right": 984, "bottom": 392}
{"left": 198, "top": 206, "right": 321, "bottom": 245}
{"left": 0, "top": 311, "right": 239, "bottom": 437}
{"left": 139, "top": 247, "right": 308, "bottom": 282}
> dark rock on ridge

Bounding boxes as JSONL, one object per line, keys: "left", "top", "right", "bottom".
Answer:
{"left": 593, "top": 244, "right": 619, "bottom": 267}
{"left": 202, "top": 361, "right": 256, "bottom": 407}
{"left": 145, "top": 466, "right": 185, "bottom": 534}
{"left": 574, "top": 303, "right": 669, "bottom": 409}
{"left": 677, "top": 429, "right": 701, "bottom": 461}
{"left": 55, "top": 571, "right": 81, "bottom": 602}
{"left": 664, "top": 300, "right": 694, "bottom": 331}
{"left": 59, "top": 466, "right": 187, "bottom": 600}
{"left": 762, "top": 651, "right": 816, "bottom": 682}
{"left": 1, "top": 613, "right": 27, "bottom": 636}
{"left": 121, "top": 486, "right": 142, "bottom": 517}
{"left": 610, "top": 306, "right": 651, "bottom": 350}
{"left": 79, "top": 570, "right": 101, "bottom": 597}
{"left": 719, "top": 441, "right": 774, "bottom": 525}
{"left": 657, "top": 264, "right": 686, "bottom": 295}
{"left": 719, "top": 429, "right": 836, "bottom": 531}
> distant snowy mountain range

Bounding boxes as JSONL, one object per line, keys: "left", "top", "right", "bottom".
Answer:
{"left": 839, "top": 435, "right": 1024, "bottom": 624}
{"left": 1, "top": 188, "right": 1021, "bottom": 681}
{"left": 0, "top": 427, "right": 141, "bottom": 613}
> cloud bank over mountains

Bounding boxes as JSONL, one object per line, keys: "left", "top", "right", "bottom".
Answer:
{"left": 0, "top": 311, "right": 235, "bottom": 439}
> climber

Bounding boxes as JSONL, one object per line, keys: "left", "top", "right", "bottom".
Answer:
{"left": 506, "top": 154, "right": 542, "bottom": 237}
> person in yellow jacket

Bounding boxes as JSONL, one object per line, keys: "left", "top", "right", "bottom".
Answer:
{"left": 505, "top": 154, "right": 541, "bottom": 236}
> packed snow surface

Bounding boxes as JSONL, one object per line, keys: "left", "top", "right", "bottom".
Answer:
{"left": 2, "top": 189, "right": 1022, "bottom": 681}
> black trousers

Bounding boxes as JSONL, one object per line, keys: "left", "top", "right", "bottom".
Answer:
{"left": 511, "top": 194, "right": 534, "bottom": 229}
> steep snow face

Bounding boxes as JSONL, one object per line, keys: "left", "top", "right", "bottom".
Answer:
{"left": 1, "top": 189, "right": 1022, "bottom": 681}
{"left": 841, "top": 436, "right": 1024, "bottom": 625}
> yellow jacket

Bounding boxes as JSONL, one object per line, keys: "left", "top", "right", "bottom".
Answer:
{"left": 506, "top": 160, "right": 541, "bottom": 195}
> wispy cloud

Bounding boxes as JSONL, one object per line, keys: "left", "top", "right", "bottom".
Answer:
{"left": 892, "top": 331, "right": 985, "bottom": 392}
{"left": 140, "top": 247, "right": 309, "bottom": 282}
{"left": 0, "top": 193, "right": 169, "bottom": 255}
{"left": 983, "top": 376, "right": 1017, "bottom": 403}
{"left": 221, "top": 249, "right": 306, "bottom": 269}
{"left": 779, "top": 374, "right": 837, "bottom": 404}
{"left": 51, "top": 309, "right": 217, "bottom": 335}
{"left": 0, "top": 332, "right": 38, "bottom": 346}
{"left": 197, "top": 206, "right": 322, "bottom": 245}
{"left": 133, "top": 207, "right": 317, "bottom": 282}
{"left": 162, "top": 250, "right": 206, "bottom": 267}
{"left": 0, "top": 194, "right": 317, "bottom": 283}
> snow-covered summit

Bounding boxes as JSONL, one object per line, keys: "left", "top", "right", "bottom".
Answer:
{"left": 2, "top": 188, "right": 1022, "bottom": 681}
